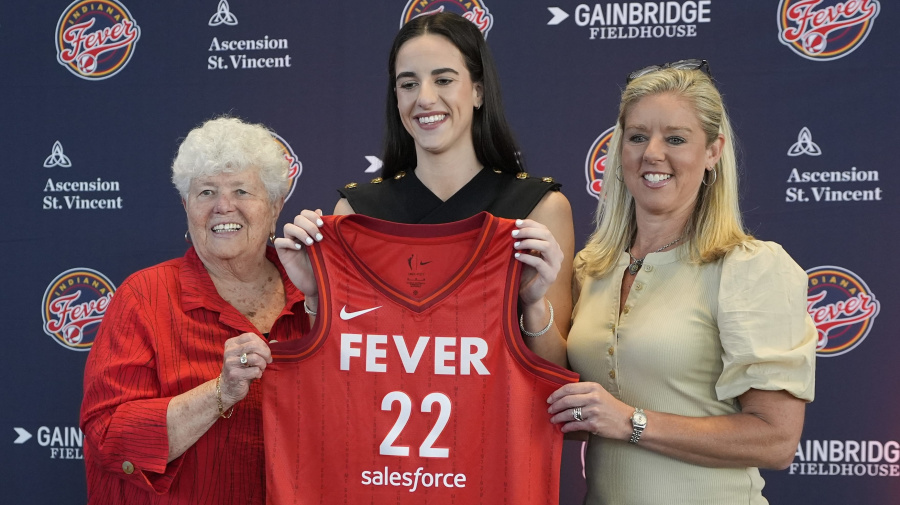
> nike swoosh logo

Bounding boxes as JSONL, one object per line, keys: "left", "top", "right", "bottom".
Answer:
{"left": 340, "top": 305, "right": 382, "bottom": 320}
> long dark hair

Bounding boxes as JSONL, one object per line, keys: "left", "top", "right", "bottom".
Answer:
{"left": 381, "top": 12, "right": 524, "bottom": 178}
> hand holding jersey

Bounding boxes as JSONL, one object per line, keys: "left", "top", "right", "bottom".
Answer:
{"left": 217, "top": 333, "right": 273, "bottom": 408}
{"left": 274, "top": 208, "right": 325, "bottom": 310}
{"left": 546, "top": 381, "right": 635, "bottom": 440}
{"left": 510, "top": 218, "right": 565, "bottom": 341}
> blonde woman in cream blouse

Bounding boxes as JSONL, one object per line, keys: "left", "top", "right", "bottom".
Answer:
{"left": 546, "top": 61, "right": 816, "bottom": 505}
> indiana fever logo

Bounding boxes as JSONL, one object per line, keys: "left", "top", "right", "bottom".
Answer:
{"left": 806, "top": 266, "right": 879, "bottom": 357}
{"left": 55, "top": 0, "right": 141, "bottom": 80}
{"left": 584, "top": 126, "right": 615, "bottom": 199}
{"left": 778, "top": 0, "right": 880, "bottom": 61}
{"left": 400, "top": 0, "right": 494, "bottom": 37}
{"left": 270, "top": 132, "right": 302, "bottom": 203}
{"left": 42, "top": 268, "right": 116, "bottom": 351}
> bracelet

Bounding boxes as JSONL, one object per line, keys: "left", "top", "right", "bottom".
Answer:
{"left": 303, "top": 300, "right": 317, "bottom": 316}
{"left": 215, "top": 374, "right": 234, "bottom": 419}
{"left": 519, "top": 299, "right": 554, "bottom": 338}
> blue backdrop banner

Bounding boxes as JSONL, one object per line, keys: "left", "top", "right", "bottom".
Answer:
{"left": 3, "top": 1, "right": 897, "bottom": 503}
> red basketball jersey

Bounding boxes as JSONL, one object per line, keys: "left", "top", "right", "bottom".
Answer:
{"left": 263, "top": 212, "right": 578, "bottom": 504}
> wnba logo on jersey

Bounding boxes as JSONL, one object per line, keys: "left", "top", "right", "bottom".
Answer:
{"left": 806, "top": 265, "right": 879, "bottom": 357}
{"left": 42, "top": 268, "right": 116, "bottom": 351}
{"left": 400, "top": 0, "right": 494, "bottom": 37}
{"left": 55, "top": 0, "right": 141, "bottom": 80}
{"left": 270, "top": 132, "right": 302, "bottom": 203}
{"left": 777, "top": 0, "right": 880, "bottom": 61}
{"left": 584, "top": 126, "right": 615, "bottom": 200}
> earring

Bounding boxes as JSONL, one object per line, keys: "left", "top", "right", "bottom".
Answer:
{"left": 269, "top": 232, "right": 276, "bottom": 244}
{"left": 184, "top": 230, "right": 192, "bottom": 244}
{"left": 615, "top": 165, "right": 623, "bottom": 181}
{"left": 701, "top": 167, "right": 717, "bottom": 186}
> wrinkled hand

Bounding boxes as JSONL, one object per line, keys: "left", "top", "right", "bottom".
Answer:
{"left": 512, "top": 219, "right": 563, "bottom": 307}
{"left": 547, "top": 382, "right": 633, "bottom": 439}
{"left": 218, "top": 333, "right": 273, "bottom": 408}
{"left": 273, "top": 209, "right": 324, "bottom": 298}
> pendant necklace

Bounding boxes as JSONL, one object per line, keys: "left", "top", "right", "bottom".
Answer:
{"left": 627, "top": 237, "right": 682, "bottom": 275}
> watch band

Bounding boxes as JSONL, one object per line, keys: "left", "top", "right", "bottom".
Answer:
{"left": 629, "top": 408, "right": 646, "bottom": 445}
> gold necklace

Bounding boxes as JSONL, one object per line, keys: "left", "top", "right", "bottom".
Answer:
{"left": 626, "top": 237, "right": 682, "bottom": 275}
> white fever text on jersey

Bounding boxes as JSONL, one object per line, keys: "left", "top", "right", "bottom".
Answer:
{"left": 340, "top": 333, "right": 490, "bottom": 375}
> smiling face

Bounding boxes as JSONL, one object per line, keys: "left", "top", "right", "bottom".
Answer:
{"left": 393, "top": 34, "right": 483, "bottom": 160}
{"left": 621, "top": 92, "right": 723, "bottom": 224}
{"left": 184, "top": 168, "right": 282, "bottom": 269}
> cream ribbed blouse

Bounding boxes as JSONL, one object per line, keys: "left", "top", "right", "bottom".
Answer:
{"left": 568, "top": 240, "right": 816, "bottom": 505}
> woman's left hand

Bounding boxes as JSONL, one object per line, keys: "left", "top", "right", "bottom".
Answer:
{"left": 513, "top": 219, "right": 563, "bottom": 307}
{"left": 274, "top": 209, "right": 323, "bottom": 298}
{"left": 547, "top": 382, "right": 634, "bottom": 439}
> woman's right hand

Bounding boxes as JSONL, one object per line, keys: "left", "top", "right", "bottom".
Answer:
{"left": 274, "top": 209, "right": 325, "bottom": 299}
{"left": 166, "top": 333, "right": 273, "bottom": 462}
{"left": 218, "top": 333, "right": 273, "bottom": 409}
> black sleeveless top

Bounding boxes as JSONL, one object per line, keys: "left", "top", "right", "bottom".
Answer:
{"left": 336, "top": 169, "right": 561, "bottom": 224}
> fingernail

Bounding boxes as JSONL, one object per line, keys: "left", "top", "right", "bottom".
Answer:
{"left": 515, "top": 252, "right": 521, "bottom": 258}
{"left": 514, "top": 241, "right": 521, "bottom": 248}
{"left": 315, "top": 233, "right": 323, "bottom": 242}
{"left": 516, "top": 219, "right": 523, "bottom": 226}
{"left": 512, "top": 230, "right": 520, "bottom": 237}
{"left": 316, "top": 219, "right": 324, "bottom": 227}
{"left": 294, "top": 243, "right": 302, "bottom": 250}
{"left": 305, "top": 237, "right": 314, "bottom": 245}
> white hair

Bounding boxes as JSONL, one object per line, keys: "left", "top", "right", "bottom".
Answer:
{"left": 171, "top": 116, "right": 289, "bottom": 202}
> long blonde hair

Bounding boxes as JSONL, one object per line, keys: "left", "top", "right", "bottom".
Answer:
{"left": 576, "top": 68, "right": 752, "bottom": 280}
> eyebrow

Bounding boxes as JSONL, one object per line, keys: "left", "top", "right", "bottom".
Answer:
{"left": 625, "top": 124, "right": 694, "bottom": 133}
{"left": 395, "top": 67, "right": 460, "bottom": 82}
{"left": 193, "top": 178, "right": 250, "bottom": 188}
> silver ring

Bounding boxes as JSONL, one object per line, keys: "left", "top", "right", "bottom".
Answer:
{"left": 240, "top": 352, "right": 248, "bottom": 366}
{"left": 573, "top": 406, "right": 584, "bottom": 422}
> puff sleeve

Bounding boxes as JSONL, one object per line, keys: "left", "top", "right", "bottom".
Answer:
{"left": 715, "top": 241, "right": 816, "bottom": 402}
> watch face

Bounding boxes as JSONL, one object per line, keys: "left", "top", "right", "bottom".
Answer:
{"left": 634, "top": 412, "right": 647, "bottom": 425}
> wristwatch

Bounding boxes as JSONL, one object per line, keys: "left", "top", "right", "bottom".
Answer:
{"left": 629, "top": 408, "right": 647, "bottom": 444}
